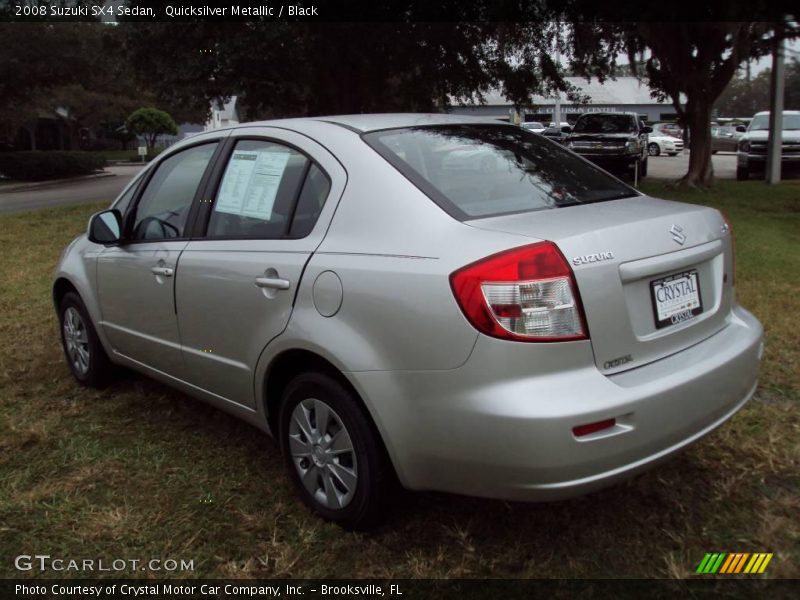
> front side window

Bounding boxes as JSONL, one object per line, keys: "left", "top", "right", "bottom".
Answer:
{"left": 131, "top": 143, "right": 218, "bottom": 241}
{"left": 207, "top": 140, "right": 311, "bottom": 238}
{"left": 364, "top": 124, "right": 637, "bottom": 220}
{"left": 112, "top": 180, "right": 138, "bottom": 216}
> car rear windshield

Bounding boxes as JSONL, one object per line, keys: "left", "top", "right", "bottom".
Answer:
{"left": 363, "top": 124, "right": 637, "bottom": 220}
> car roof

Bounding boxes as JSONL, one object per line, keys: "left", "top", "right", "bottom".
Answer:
{"left": 753, "top": 110, "right": 800, "bottom": 116}
{"left": 240, "top": 113, "right": 508, "bottom": 133}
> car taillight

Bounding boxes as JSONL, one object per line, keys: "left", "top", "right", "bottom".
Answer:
{"left": 721, "top": 211, "right": 736, "bottom": 286}
{"left": 450, "top": 242, "right": 588, "bottom": 342}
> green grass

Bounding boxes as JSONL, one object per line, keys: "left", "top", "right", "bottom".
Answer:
{"left": 0, "top": 185, "right": 798, "bottom": 580}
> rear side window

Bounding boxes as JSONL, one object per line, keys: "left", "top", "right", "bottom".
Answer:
{"left": 289, "top": 165, "right": 331, "bottom": 237}
{"left": 207, "top": 140, "right": 310, "bottom": 238}
{"left": 364, "top": 124, "right": 636, "bottom": 220}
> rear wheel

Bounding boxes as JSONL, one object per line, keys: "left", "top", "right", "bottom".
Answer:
{"left": 736, "top": 165, "right": 749, "bottom": 181}
{"left": 279, "top": 372, "right": 392, "bottom": 529}
{"left": 648, "top": 142, "right": 660, "bottom": 156}
{"left": 58, "top": 292, "right": 112, "bottom": 387}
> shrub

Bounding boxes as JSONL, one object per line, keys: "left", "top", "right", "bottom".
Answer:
{"left": 0, "top": 152, "right": 107, "bottom": 181}
{"left": 126, "top": 107, "right": 179, "bottom": 150}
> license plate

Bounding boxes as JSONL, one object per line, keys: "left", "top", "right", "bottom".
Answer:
{"left": 650, "top": 270, "right": 703, "bottom": 329}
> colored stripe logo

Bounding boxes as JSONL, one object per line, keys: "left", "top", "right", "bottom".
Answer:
{"left": 696, "top": 552, "right": 773, "bottom": 574}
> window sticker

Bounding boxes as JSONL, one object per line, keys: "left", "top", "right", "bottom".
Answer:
{"left": 215, "top": 149, "right": 292, "bottom": 219}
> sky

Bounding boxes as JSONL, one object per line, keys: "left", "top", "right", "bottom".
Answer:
{"left": 751, "top": 38, "right": 800, "bottom": 74}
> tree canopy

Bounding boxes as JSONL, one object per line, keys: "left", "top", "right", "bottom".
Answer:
{"left": 715, "top": 58, "right": 800, "bottom": 117}
{"left": 126, "top": 107, "right": 179, "bottom": 149}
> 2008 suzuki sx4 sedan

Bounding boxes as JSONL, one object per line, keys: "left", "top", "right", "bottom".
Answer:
{"left": 54, "top": 114, "right": 763, "bottom": 528}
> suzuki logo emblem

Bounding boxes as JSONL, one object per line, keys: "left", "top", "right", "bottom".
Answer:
{"left": 669, "top": 224, "right": 686, "bottom": 245}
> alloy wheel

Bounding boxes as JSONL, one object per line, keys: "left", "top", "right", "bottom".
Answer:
{"left": 63, "top": 306, "right": 90, "bottom": 375}
{"left": 288, "top": 398, "right": 358, "bottom": 509}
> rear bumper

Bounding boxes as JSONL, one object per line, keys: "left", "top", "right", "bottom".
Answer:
{"left": 351, "top": 305, "right": 763, "bottom": 501}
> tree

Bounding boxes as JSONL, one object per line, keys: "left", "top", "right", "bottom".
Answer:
{"left": 716, "top": 58, "right": 800, "bottom": 116}
{"left": 714, "top": 70, "right": 772, "bottom": 117}
{"left": 118, "top": 3, "right": 584, "bottom": 120}
{"left": 567, "top": 20, "right": 794, "bottom": 187}
{"left": 562, "top": 0, "right": 800, "bottom": 187}
{"left": 125, "top": 107, "right": 178, "bottom": 150}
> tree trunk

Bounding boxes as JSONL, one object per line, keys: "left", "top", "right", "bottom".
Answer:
{"left": 26, "top": 124, "right": 36, "bottom": 151}
{"left": 676, "top": 97, "right": 714, "bottom": 188}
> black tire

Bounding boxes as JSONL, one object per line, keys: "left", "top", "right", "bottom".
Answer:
{"left": 712, "top": 150, "right": 718, "bottom": 154}
{"left": 58, "top": 291, "right": 113, "bottom": 387}
{"left": 639, "top": 156, "right": 648, "bottom": 178}
{"left": 279, "top": 372, "right": 392, "bottom": 529}
{"left": 667, "top": 152, "right": 678, "bottom": 157}
{"left": 736, "top": 166, "right": 749, "bottom": 181}
{"left": 647, "top": 142, "right": 660, "bottom": 156}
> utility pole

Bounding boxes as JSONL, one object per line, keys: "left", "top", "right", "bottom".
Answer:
{"left": 766, "top": 21, "right": 785, "bottom": 185}
{"left": 553, "top": 22, "right": 562, "bottom": 127}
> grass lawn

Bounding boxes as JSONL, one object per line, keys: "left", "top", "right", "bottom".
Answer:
{"left": 0, "top": 182, "right": 798, "bottom": 579}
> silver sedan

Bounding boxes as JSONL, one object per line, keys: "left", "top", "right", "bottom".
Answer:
{"left": 54, "top": 114, "right": 763, "bottom": 529}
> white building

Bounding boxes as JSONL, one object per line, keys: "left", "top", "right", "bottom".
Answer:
{"left": 205, "top": 96, "right": 240, "bottom": 131}
{"left": 448, "top": 77, "right": 685, "bottom": 124}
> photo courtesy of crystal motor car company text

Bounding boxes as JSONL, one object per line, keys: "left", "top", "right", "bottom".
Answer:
{"left": 53, "top": 111, "right": 764, "bottom": 529}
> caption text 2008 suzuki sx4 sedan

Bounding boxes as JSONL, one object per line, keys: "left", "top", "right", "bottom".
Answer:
{"left": 54, "top": 114, "right": 763, "bottom": 528}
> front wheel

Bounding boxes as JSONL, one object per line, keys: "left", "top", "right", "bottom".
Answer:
{"left": 279, "top": 372, "right": 392, "bottom": 529}
{"left": 638, "top": 156, "right": 648, "bottom": 178}
{"left": 58, "top": 292, "right": 112, "bottom": 387}
{"left": 648, "top": 143, "right": 660, "bottom": 156}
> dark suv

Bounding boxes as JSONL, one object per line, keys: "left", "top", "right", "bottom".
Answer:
{"left": 565, "top": 112, "right": 652, "bottom": 179}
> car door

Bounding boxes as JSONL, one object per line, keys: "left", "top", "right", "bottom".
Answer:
{"left": 175, "top": 129, "right": 346, "bottom": 408}
{"left": 96, "top": 140, "right": 222, "bottom": 379}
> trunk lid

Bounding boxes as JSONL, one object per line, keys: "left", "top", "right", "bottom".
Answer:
{"left": 466, "top": 195, "right": 735, "bottom": 374}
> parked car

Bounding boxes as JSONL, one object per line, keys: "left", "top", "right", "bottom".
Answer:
{"left": 651, "top": 122, "right": 683, "bottom": 139}
{"left": 647, "top": 134, "right": 684, "bottom": 157}
{"left": 55, "top": 114, "right": 763, "bottom": 529}
{"left": 521, "top": 121, "right": 546, "bottom": 133}
{"left": 566, "top": 112, "right": 651, "bottom": 178}
{"left": 711, "top": 125, "right": 743, "bottom": 153}
{"left": 736, "top": 110, "right": 800, "bottom": 180}
{"left": 541, "top": 125, "right": 571, "bottom": 144}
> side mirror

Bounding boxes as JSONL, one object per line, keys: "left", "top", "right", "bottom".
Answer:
{"left": 88, "top": 209, "right": 122, "bottom": 245}
{"left": 561, "top": 126, "right": 572, "bottom": 134}
{"left": 736, "top": 125, "right": 746, "bottom": 133}
{"left": 641, "top": 126, "right": 653, "bottom": 134}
